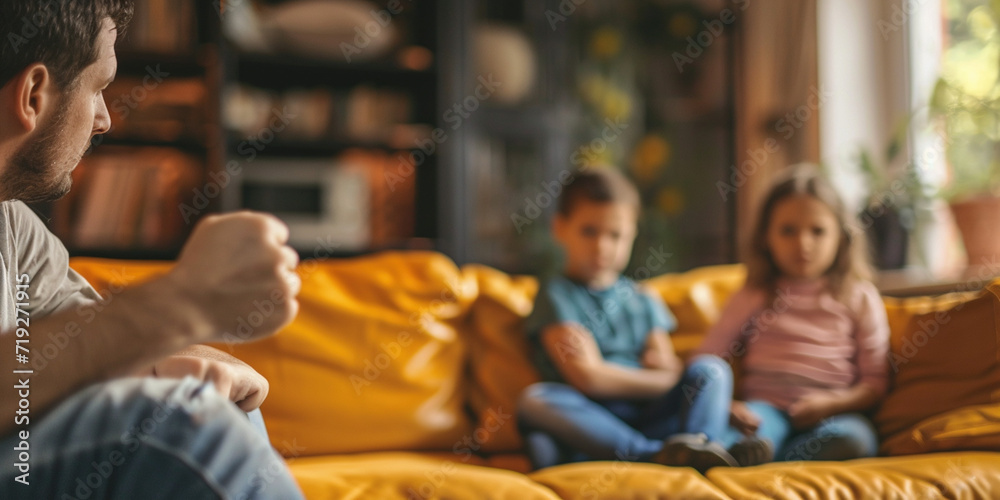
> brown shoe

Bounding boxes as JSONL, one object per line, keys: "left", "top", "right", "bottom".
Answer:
{"left": 727, "top": 436, "right": 774, "bottom": 467}
{"left": 653, "top": 433, "right": 738, "bottom": 473}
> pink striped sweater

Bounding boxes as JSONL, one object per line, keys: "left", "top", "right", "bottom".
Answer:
{"left": 695, "top": 278, "right": 890, "bottom": 410}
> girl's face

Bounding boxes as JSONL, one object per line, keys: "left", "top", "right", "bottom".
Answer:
{"left": 766, "top": 195, "right": 841, "bottom": 280}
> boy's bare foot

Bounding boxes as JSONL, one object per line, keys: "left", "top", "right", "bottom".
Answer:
{"left": 652, "top": 433, "right": 738, "bottom": 473}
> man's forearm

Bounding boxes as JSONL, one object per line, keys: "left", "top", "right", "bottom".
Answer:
{"left": 0, "top": 276, "right": 209, "bottom": 436}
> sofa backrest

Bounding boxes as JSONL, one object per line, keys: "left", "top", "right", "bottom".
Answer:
{"left": 876, "top": 284, "right": 1000, "bottom": 449}
{"left": 70, "top": 251, "right": 1000, "bottom": 458}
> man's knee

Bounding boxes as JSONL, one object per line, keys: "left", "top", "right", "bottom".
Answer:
{"left": 81, "top": 377, "right": 237, "bottom": 431}
{"left": 1, "top": 377, "right": 277, "bottom": 499}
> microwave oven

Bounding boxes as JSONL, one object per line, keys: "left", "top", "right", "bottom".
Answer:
{"left": 225, "top": 158, "right": 370, "bottom": 251}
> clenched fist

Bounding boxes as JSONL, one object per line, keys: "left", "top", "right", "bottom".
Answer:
{"left": 164, "top": 212, "right": 301, "bottom": 344}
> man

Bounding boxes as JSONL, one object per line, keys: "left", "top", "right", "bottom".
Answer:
{"left": 0, "top": 1, "right": 305, "bottom": 498}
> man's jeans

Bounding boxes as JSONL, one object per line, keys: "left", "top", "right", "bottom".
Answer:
{"left": 0, "top": 376, "right": 304, "bottom": 499}
{"left": 518, "top": 355, "right": 733, "bottom": 469}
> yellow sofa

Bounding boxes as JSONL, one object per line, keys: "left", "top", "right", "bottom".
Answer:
{"left": 69, "top": 251, "right": 1000, "bottom": 499}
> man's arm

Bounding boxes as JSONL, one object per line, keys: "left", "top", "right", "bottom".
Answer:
{"left": 541, "top": 324, "right": 681, "bottom": 399}
{"left": 2, "top": 275, "right": 211, "bottom": 436}
{"left": 1, "top": 213, "right": 299, "bottom": 437}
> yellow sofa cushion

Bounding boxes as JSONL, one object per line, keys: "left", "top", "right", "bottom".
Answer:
{"left": 706, "top": 452, "right": 1000, "bottom": 499}
{"left": 876, "top": 282, "right": 1000, "bottom": 443}
{"left": 462, "top": 264, "right": 541, "bottom": 454}
{"left": 287, "top": 452, "right": 561, "bottom": 499}
{"left": 226, "top": 251, "right": 478, "bottom": 457}
{"left": 71, "top": 252, "right": 480, "bottom": 457}
{"left": 881, "top": 404, "right": 1000, "bottom": 456}
{"left": 643, "top": 264, "right": 747, "bottom": 359}
{"left": 529, "top": 462, "right": 732, "bottom": 500}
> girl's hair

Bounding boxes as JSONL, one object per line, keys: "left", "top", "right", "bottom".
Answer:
{"left": 745, "top": 164, "right": 872, "bottom": 300}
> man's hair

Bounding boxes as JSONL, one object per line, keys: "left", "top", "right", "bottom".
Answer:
{"left": 0, "top": 0, "right": 134, "bottom": 91}
{"left": 745, "top": 163, "right": 872, "bottom": 301}
{"left": 557, "top": 168, "right": 641, "bottom": 216}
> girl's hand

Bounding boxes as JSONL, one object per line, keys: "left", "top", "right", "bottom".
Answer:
{"left": 730, "top": 400, "right": 761, "bottom": 435}
{"left": 787, "top": 392, "right": 840, "bottom": 430}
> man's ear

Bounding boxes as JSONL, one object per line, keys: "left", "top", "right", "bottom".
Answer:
{"left": 10, "top": 63, "right": 52, "bottom": 134}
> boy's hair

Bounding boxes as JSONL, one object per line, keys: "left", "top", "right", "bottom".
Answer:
{"left": 746, "top": 164, "right": 872, "bottom": 300}
{"left": 0, "top": 0, "right": 134, "bottom": 91}
{"left": 558, "top": 168, "right": 641, "bottom": 216}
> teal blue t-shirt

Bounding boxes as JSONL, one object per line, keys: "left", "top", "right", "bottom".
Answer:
{"left": 525, "top": 275, "right": 676, "bottom": 383}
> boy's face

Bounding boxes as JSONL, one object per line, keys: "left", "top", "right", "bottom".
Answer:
{"left": 553, "top": 200, "right": 637, "bottom": 288}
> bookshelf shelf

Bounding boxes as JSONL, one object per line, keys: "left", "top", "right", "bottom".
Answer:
{"left": 116, "top": 51, "right": 208, "bottom": 77}
{"left": 97, "top": 137, "right": 209, "bottom": 153}
{"left": 227, "top": 135, "right": 431, "bottom": 158}
{"left": 232, "top": 52, "right": 435, "bottom": 89}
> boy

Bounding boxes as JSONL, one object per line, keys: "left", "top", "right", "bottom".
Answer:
{"left": 517, "top": 168, "right": 756, "bottom": 472}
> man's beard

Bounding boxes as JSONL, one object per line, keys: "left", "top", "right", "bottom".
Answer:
{"left": 2, "top": 103, "right": 78, "bottom": 203}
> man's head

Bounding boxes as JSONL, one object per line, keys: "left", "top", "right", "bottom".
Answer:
{"left": 553, "top": 168, "right": 641, "bottom": 288}
{"left": 0, "top": 1, "right": 133, "bottom": 203}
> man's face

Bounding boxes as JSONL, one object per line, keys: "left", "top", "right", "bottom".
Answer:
{"left": 3, "top": 18, "right": 115, "bottom": 203}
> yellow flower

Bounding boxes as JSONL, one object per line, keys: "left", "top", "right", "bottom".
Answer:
{"left": 969, "top": 6, "right": 997, "bottom": 42}
{"left": 668, "top": 14, "right": 697, "bottom": 39}
{"left": 601, "top": 90, "right": 632, "bottom": 120}
{"left": 579, "top": 75, "right": 607, "bottom": 104}
{"left": 575, "top": 142, "right": 615, "bottom": 168}
{"left": 656, "top": 187, "right": 685, "bottom": 216}
{"left": 630, "top": 135, "right": 671, "bottom": 182}
{"left": 589, "top": 27, "right": 622, "bottom": 59}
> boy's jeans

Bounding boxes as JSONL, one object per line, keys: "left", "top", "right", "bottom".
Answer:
{"left": 0, "top": 376, "right": 304, "bottom": 499}
{"left": 718, "top": 400, "right": 878, "bottom": 461}
{"left": 518, "top": 355, "right": 733, "bottom": 469}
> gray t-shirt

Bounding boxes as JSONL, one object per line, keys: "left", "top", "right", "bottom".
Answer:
{"left": 0, "top": 201, "right": 100, "bottom": 333}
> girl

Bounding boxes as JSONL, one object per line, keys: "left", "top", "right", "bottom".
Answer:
{"left": 696, "top": 164, "right": 890, "bottom": 463}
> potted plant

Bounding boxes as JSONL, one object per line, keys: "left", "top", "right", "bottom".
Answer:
{"left": 856, "top": 119, "right": 934, "bottom": 270}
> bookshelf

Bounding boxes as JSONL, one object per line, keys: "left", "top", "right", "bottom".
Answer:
{"left": 215, "top": 0, "right": 445, "bottom": 256}
{"left": 39, "top": 0, "right": 447, "bottom": 259}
